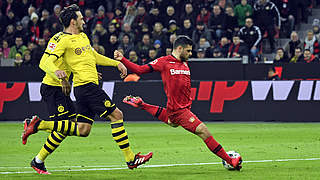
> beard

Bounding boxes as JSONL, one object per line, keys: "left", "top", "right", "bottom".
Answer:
{"left": 180, "top": 53, "right": 189, "bottom": 62}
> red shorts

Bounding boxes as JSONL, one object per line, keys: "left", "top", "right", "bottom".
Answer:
{"left": 168, "top": 109, "right": 202, "bottom": 133}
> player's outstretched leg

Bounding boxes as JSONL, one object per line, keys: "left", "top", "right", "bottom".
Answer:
{"left": 123, "top": 95, "right": 178, "bottom": 127}
{"left": 195, "top": 123, "right": 242, "bottom": 170}
{"left": 109, "top": 108, "right": 153, "bottom": 169}
{"left": 22, "top": 115, "right": 82, "bottom": 145}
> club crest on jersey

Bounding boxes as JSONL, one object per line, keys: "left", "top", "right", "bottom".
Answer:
{"left": 57, "top": 105, "right": 64, "bottom": 112}
{"left": 48, "top": 42, "right": 56, "bottom": 51}
{"left": 75, "top": 48, "right": 82, "bottom": 55}
{"left": 150, "top": 59, "right": 158, "bottom": 65}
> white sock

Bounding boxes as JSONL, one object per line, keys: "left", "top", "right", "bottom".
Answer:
{"left": 35, "top": 156, "right": 43, "bottom": 164}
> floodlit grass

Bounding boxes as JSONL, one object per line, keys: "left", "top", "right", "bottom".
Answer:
{"left": 1, "top": 122, "right": 320, "bottom": 179}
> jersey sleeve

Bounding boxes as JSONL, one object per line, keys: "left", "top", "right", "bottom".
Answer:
{"left": 39, "top": 34, "right": 68, "bottom": 81}
{"left": 148, "top": 57, "right": 164, "bottom": 72}
{"left": 92, "top": 48, "right": 120, "bottom": 67}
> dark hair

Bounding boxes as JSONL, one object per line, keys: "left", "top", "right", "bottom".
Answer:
{"left": 59, "top": 4, "right": 80, "bottom": 28}
{"left": 304, "top": 48, "right": 311, "bottom": 52}
{"left": 173, "top": 35, "right": 193, "bottom": 49}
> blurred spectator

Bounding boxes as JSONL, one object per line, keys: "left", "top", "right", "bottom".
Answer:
{"left": 215, "top": 36, "right": 230, "bottom": 58}
{"left": 123, "top": 5, "right": 137, "bottom": 27}
{"left": 83, "top": 8, "right": 94, "bottom": 35}
{"left": 91, "top": 5, "right": 109, "bottom": 31}
{"left": 163, "top": 6, "right": 178, "bottom": 28}
{"left": 15, "top": 22, "right": 27, "bottom": 43}
{"left": 119, "top": 23, "right": 135, "bottom": 43}
{"left": 118, "top": 33, "right": 134, "bottom": 57}
{"left": 107, "top": 23, "right": 119, "bottom": 37}
{"left": 165, "top": 47, "right": 172, "bottom": 56}
{"left": 142, "top": 0, "right": 154, "bottom": 13}
{"left": 152, "top": 22, "right": 168, "bottom": 49}
{"left": 313, "top": 19, "right": 320, "bottom": 41}
{"left": 105, "top": 34, "right": 118, "bottom": 58}
{"left": 28, "top": 12, "right": 41, "bottom": 44}
{"left": 239, "top": 18, "right": 262, "bottom": 62}
{"left": 132, "top": 5, "right": 150, "bottom": 32}
{"left": 136, "top": 33, "right": 152, "bottom": 60}
{"left": 92, "top": 43, "right": 105, "bottom": 55}
{"left": 149, "top": 7, "right": 163, "bottom": 27}
{"left": 196, "top": 37, "right": 211, "bottom": 53}
{"left": 135, "top": 23, "right": 150, "bottom": 44}
{"left": 217, "top": 0, "right": 234, "bottom": 10}
{"left": 253, "top": 0, "right": 280, "bottom": 52}
{"left": 167, "top": 20, "right": 179, "bottom": 37}
{"left": 304, "top": 30, "right": 320, "bottom": 56}
{"left": 168, "top": 0, "right": 185, "bottom": 19}
{"left": 178, "top": 19, "right": 193, "bottom": 38}
{"left": 42, "top": 28, "right": 51, "bottom": 42}
{"left": 180, "top": 3, "right": 197, "bottom": 26}
{"left": 196, "top": 48, "right": 206, "bottom": 58}
{"left": 31, "top": 38, "right": 46, "bottom": 66}
{"left": 18, "top": 0, "right": 31, "bottom": 19}
{"left": 196, "top": 6, "right": 210, "bottom": 26}
{"left": 285, "top": 31, "right": 303, "bottom": 59}
{"left": 48, "top": 4, "right": 63, "bottom": 34}
{"left": 153, "top": 39, "right": 163, "bottom": 57}
{"left": 208, "top": 5, "right": 226, "bottom": 41}
{"left": 92, "top": 23, "right": 108, "bottom": 50}
{"left": 148, "top": 48, "right": 158, "bottom": 60}
{"left": 192, "top": 21, "right": 212, "bottom": 46}
{"left": 303, "top": 49, "right": 319, "bottom": 63}
{"left": 5, "top": 10, "right": 19, "bottom": 27}
{"left": 234, "top": 0, "right": 253, "bottom": 27}
{"left": 289, "top": 47, "right": 304, "bottom": 63}
{"left": 22, "top": 50, "right": 32, "bottom": 66}
{"left": 227, "top": 33, "right": 248, "bottom": 58}
{"left": 14, "top": 53, "right": 23, "bottom": 67}
{"left": 225, "top": 6, "right": 239, "bottom": 39}
{"left": 128, "top": 50, "right": 142, "bottom": 65}
{"left": 273, "top": 48, "right": 289, "bottom": 64}
{"left": 2, "top": 24, "right": 16, "bottom": 46}
{"left": 9, "top": 36, "right": 27, "bottom": 59}
{"left": 212, "top": 48, "right": 224, "bottom": 58}
{"left": 275, "top": 0, "right": 295, "bottom": 38}
{"left": 1, "top": 0, "right": 19, "bottom": 17}
{"left": 39, "top": 9, "right": 50, "bottom": 31}
{"left": 0, "top": 40, "right": 10, "bottom": 59}
{"left": 113, "top": 7, "right": 124, "bottom": 27}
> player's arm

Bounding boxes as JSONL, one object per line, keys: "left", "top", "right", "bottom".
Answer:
{"left": 114, "top": 50, "right": 152, "bottom": 75}
{"left": 39, "top": 36, "right": 68, "bottom": 80}
{"left": 39, "top": 53, "right": 67, "bottom": 81}
{"left": 93, "top": 50, "right": 127, "bottom": 78}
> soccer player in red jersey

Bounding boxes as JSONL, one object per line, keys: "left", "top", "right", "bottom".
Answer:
{"left": 114, "top": 35, "right": 242, "bottom": 170}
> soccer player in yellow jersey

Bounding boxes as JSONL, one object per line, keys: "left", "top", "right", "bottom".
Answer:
{"left": 22, "top": 4, "right": 152, "bottom": 173}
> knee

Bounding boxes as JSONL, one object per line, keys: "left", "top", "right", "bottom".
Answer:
{"left": 78, "top": 123, "right": 91, "bottom": 137}
{"left": 195, "top": 123, "right": 211, "bottom": 139}
{"left": 109, "top": 108, "right": 123, "bottom": 122}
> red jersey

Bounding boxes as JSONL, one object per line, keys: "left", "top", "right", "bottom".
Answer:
{"left": 121, "top": 55, "right": 192, "bottom": 114}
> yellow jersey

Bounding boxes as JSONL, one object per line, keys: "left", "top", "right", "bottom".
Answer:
{"left": 40, "top": 32, "right": 71, "bottom": 86}
{"left": 39, "top": 32, "right": 120, "bottom": 87}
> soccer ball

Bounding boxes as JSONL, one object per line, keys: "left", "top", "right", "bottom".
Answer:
{"left": 222, "top": 151, "right": 241, "bottom": 170}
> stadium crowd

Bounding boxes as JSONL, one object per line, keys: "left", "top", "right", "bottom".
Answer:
{"left": 0, "top": 0, "right": 319, "bottom": 66}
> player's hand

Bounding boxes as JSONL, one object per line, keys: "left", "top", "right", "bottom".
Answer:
{"left": 114, "top": 50, "right": 124, "bottom": 61}
{"left": 117, "top": 63, "right": 127, "bottom": 79}
{"left": 98, "top": 72, "right": 103, "bottom": 80}
{"left": 61, "top": 78, "right": 71, "bottom": 96}
{"left": 55, "top": 70, "right": 67, "bottom": 79}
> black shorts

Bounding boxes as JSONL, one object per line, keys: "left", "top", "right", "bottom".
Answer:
{"left": 40, "top": 83, "right": 76, "bottom": 121}
{"left": 74, "top": 83, "right": 116, "bottom": 124}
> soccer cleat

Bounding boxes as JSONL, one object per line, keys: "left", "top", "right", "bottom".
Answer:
{"left": 22, "top": 115, "right": 40, "bottom": 145}
{"left": 127, "top": 152, "right": 153, "bottom": 169}
{"left": 231, "top": 156, "right": 242, "bottom": 171}
{"left": 30, "top": 158, "right": 51, "bottom": 174}
{"left": 123, "top": 95, "right": 143, "bottom": 108}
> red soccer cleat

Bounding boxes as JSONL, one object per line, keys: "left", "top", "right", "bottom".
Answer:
{"left": 22, "top": 115, "right": 40, "bottom": 145}
{"left": 123, "top": 95, "right": 144, "bottom": 108}
{"left": 231, "top": 156, "right": 242, "bottom": 171}
{"left": 127, "top": 152, "right": 153, "bottom": 169}
{"left": 31, "top": 158, "right": 51, "bottom": 174}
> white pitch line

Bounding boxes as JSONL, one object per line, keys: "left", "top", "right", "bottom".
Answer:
{"left": 1, "top": 157, "right": 320, "bottom": 175}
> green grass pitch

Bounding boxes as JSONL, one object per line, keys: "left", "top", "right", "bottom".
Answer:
{"left": 1, "top": 122, "right": 320, "bottom": 179}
